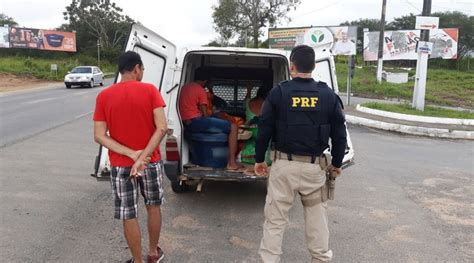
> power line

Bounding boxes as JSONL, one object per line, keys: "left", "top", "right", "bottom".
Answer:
{"left": 292, "top": 1, "right": 340, "bottom": 20}
{"left": 403, "top": 1, "right": 470, "bottom": 17}
{"left": 405, "top": 0, "right": 422, "bottom": 12}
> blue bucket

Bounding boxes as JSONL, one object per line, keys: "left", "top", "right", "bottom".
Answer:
{"left": 188, "top": 133, "right": 228, "bottom": 168}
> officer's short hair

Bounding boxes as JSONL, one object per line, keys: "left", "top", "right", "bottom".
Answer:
{"left": 290, "top": 45, "right": 315, "bottom": 73}
{"left": 118, "top": 51, "right": 143, "bottom": 74}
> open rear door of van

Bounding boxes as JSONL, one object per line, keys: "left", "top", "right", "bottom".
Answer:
{"left": 92, "top": 23, "right": 177, "bottom": 180}
{"left": 312, "top": 57, "right": 355, "bottom": 168}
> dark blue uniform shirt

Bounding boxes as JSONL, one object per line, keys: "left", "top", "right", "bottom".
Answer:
{"left": 255, "top": 77, "right": 347, "bottom": 167}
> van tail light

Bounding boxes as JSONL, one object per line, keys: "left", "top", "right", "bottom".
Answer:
{"left": 165, "top": 132, "right": 180, "bottom": 161}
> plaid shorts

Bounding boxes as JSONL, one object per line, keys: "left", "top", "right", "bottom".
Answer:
{"left": 110, "top": 161, "right": 165, "bottom": 220}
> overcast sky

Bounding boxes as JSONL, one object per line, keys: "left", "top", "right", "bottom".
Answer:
{"left": 1, "top": 0, "right": 472, "bottom": 49}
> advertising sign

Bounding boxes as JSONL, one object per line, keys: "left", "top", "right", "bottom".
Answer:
{"left": 0, "top": 26, "right": 9, "bottom": 48}
{"left": 363, "top": 28, "right": 458, "bottom": 61}
{"left": 9, "top": 27, "right": 76, "bottom": 52}
{"left": 415, "top": 16, "right": 439, "bottom": 30}
{"left": 269, "top": 26, "right": 357, "bottom": 55}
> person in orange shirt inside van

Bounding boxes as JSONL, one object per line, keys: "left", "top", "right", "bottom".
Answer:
{"left": 179, "top": 78, "right": 243, "bottom": 171}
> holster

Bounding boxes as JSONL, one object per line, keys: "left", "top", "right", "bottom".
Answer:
{"left": 320, "top": 153, "right": 335, "bottom": 201}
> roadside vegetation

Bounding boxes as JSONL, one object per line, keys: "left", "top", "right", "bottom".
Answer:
{"left": 0, "top": 56, "right": 116, "bottom": 81}
{"left": 336, "top": 57, "right": 474, "bottom": 109}
{"left": 362, "top": 102, "right": 474, "bottom": 119}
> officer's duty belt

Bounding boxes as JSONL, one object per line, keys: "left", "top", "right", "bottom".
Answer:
{"left": 273, "top": 151, "right": 320, "bottom": 164}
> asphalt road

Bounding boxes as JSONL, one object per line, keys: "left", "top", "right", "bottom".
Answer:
{"left": 0, "top": 78, "right": 114, "bottom": 147}
{"left": 0, "top": 102, "right": 472, "bottom": 262}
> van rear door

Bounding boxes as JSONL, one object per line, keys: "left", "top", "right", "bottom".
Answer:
{"left": 123, "top": 23, "right": 177, "bottom": 91}
{"left": 312, "top": 57, "right": 355, "bottom": 167}
{"left": 92, "top": 23, "right": 177, "bottom": 179}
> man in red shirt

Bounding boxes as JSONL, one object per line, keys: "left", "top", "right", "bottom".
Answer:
{"left": 179, "top": 79, "right": 242, "bottom": 170}
{"left": 93, "top": 51, "right": 167, "bottom": 263}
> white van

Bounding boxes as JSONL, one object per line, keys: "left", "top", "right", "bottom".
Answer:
{"left": 92, "top": 23, "right": 355, "bottom": 192}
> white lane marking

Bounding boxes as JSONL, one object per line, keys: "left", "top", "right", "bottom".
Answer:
{"left": 0, "top": 84, "right": 62, "bottom": 97}
{"left": 20, "top": 89, "right": 102, "bottom": 105}
{"left": 0, "top": 88, "right": 66, "bottom": 103}
{"left": 23, "top": 97, "right": 57, "bottom": 105}
{"left": 74, "top": 90, "right": 96, "bottom": 96}
{"left": 75, "top": 111, "right": 93, "bottom": 119}
{"left": 0, "top": 78, "right": 112, "bottom": 102}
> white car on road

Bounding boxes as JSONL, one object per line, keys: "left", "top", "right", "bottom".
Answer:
{"left": 64, "top": 66, "right": 104, "bottom": 89}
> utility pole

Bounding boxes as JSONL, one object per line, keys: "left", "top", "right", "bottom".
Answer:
{"left": 376, "top": 0, "right": 387, "bottom": 83}
{"left": 412, "top": 0, "right": 432, "bottom": 111}
{"left": 245, "top": 31, "right": 248, "bottom": 48}
{"left": 420, "top": 0, "right": 431, "bottom": 43}
{"left": 347, "top": 55, "right": 354, "bottom": 106}
{"left": 97, "top": 39, "right": 101, "bottom": 67}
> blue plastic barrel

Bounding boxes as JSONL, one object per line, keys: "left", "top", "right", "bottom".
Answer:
{"left": 188, "top": 133, "right": 228, "bottom": 168}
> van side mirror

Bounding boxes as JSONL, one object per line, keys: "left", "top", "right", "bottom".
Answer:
{"left": 67, "top": 71, "right": 71, "bottom": 74}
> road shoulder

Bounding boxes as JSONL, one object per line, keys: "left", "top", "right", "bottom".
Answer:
{"left": 0, "top": 73, "right": 63, "bottom": 96}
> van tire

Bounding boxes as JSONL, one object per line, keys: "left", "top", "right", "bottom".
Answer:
{"left": 171, "top": 180, "right": 189, "bottom": 193}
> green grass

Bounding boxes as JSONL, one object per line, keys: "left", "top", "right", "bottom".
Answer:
{"left": 336, "top": 61, "right": 474, "bottom": 109}
{"left": 0, "top": 56, "right": 116, "bottom": 81}
{"left": 362, "top": 102, "right": 474, "bottom": 119}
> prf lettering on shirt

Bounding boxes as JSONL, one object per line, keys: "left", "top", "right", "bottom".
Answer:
{"left": 292, "top": 97, "right": 319, "bottom": 108}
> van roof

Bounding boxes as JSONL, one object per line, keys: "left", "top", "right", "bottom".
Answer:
{"left": 182, "top": 46, "right": 289, "bottom": 56}
{"left": 182, "top": 46, "right": 332, "bottom": 60}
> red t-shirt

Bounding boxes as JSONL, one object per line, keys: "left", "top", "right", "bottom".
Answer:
{"left": 93, "top": 81, "right": 166, "bottom": 167}
{"left": 179, "top": 82, "right": 208, "bottom": 121}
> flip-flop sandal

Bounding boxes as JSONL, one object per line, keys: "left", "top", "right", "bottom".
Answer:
{"left": 243, "top": 169, "right": 255, "bottom": 176}
{"left": 237, "top": 129, "right": 252, "bottom": 140}
{"left": 226, "top": 166, "right": 247, "bottom": 172}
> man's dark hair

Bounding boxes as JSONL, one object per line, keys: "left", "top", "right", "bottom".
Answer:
{"left": 118, "top": 51, "right": 143, "bottom": 74}
{"left": 289, "top": 45, "right": 315, "bottom": 73}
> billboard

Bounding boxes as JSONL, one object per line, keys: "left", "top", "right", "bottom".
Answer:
{"left": 0, "top": 27, "right": 9, "bottom": 48}
{"left": 363, "top": 28, "right": 458, "bottom": 61}
{"left": 269, "top": 26, "right": 357, "bottom": 56}
{"left": 9, "top": 27, "right": 76, "bottom": 52}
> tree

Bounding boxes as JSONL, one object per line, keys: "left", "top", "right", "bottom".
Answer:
{"left": 212, "top": 0, "right": 301, "bottom": 48}
{"left": 386, "top": 13, "right": 416, "bottom": 30}
{"left": 205, "top": 40, "right": 223, "bottom": 47}
{"left": 63, "top": 0, "right": 134, "bottom": 53}
{"left": 0, "top": 13, "right": 18, "bottom": 26}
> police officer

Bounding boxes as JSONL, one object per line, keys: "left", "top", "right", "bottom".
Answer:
{"left": 254, "top": 45, "right": 347, "bottom": 262}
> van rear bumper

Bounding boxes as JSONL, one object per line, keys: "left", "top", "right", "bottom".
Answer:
{"left": 181, "top": 169, "right": 267, "bottom": 182}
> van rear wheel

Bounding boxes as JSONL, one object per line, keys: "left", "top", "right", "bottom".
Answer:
{"left": 171, "top": 180, "right": 189, "bottom": 193}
